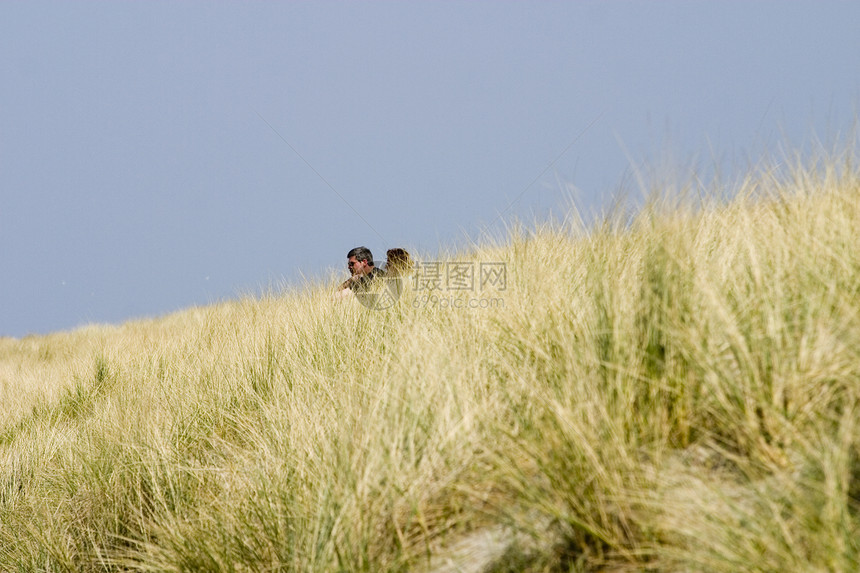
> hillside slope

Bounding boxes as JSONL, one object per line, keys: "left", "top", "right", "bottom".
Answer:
{"left": 2, "top": 154, "right": 860, "bottom": 571}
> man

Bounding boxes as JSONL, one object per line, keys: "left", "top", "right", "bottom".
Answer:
{"left": 340, "top": 246, "right": 385, "bottom": 293}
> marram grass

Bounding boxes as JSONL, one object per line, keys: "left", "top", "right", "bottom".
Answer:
{"left": 2, "top": 152, "right": 860, "bottom": 571}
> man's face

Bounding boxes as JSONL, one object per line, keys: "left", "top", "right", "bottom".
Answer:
{"left": 348, "top": 256, "right": 371, "bottom": 276}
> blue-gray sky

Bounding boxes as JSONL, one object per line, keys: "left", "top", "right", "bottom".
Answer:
{"left": 2, "top": 1, "right": 858, "bottom": 338}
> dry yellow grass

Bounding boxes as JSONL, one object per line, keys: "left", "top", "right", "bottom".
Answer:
{"left": 2, "top": 147, "right": 859, "bottom": 571}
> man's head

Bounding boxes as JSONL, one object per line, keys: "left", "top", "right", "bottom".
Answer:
{"left": 347, "top": 246, "right": 375, "bottom": 276}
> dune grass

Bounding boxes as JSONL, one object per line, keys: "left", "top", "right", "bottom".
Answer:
{"left": 2, "top": 148, "right": 859, "bottom": 571}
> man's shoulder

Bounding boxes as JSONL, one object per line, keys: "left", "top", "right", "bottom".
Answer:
{"left": 349, "top": 267, "right": 385, "bottom": 291}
